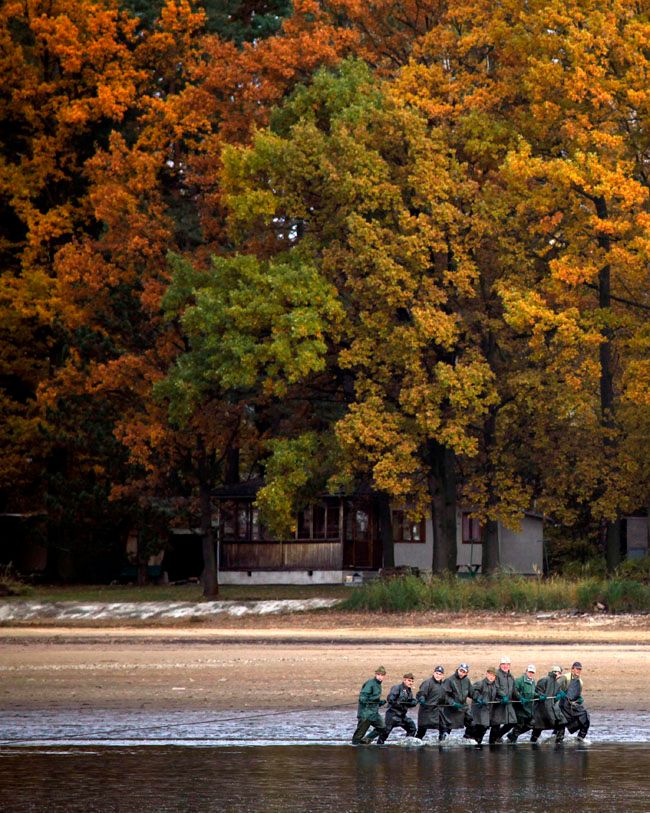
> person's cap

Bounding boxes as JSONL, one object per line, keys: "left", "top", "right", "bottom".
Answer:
{"left": 499, "top": 655, "right": 511, "bottom": 664}
{"left": 457, "top": 663, "right": 470, "bottom": 672}
{"left": 550, "top": 665, "right": 562, "bottom": 674}
{"left": 433, "top": 665, "right": 445, "bottom": 674}
{"left": 487, "top": 667, "right": 497, "bottom": 675}
{"left": 572, "top": 661, "right": 583, "bottom": 669}
{"left": 526, "top": 664, "right": 536, "bottom": 673}
{"left": 375, "top": 666, "right": 387, "bottom": 675}
{"left": 403, "top": 672, "right": 415, "bottom": 680}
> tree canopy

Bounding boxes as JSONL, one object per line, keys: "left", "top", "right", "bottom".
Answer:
{"left": 2, "top": 0, "right": 649, "bottom": 585}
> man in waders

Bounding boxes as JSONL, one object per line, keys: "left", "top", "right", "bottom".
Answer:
{"left": 530, "top": 665, "right": 567, "bottom": 744}
{"left": 507, "top": 664, "right": 537, "bottom": 743}
{"left": 489, "top": 655, "right": 518, "bottom": 744}
{"left": 377, "top": 672, "right": 417, "bottom": 744}
{"left": 415, "top": 665, "right": 448, "bottom": 741}
{"left": 556, "top": 661, "right": 591, "bottom": 743}
{"left": 442, "top": 663, "right": 472, "bottom": 738}
{"left": 465, "top": 667, "right": 498, "bottom": 746}
{"left": 352, "top": 666, "right": 388, "bottom": 744}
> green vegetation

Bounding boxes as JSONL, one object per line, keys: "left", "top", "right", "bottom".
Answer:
{"left": 340, "top": 574, "right": 650, "bottom": 614}
{"left": 0, "top": 565, "right": 30, "bottom": 597}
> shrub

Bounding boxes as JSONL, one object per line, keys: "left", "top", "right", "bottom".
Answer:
{"left": 0, "top": 564, "right": 30, "bottom": 597}
{"left": 341, "top": 574, "right": 650, "bottom": 613}
{"left": 616, "top": 556, "right": 650, "bottom": 584}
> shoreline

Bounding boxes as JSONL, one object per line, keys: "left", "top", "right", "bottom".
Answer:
{"left": 1, "top": 613, "right": 648, "bottom": 716}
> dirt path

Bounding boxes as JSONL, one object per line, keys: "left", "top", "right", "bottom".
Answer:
{"left": 1, "top": 612, "right": 648, "bottom": 715}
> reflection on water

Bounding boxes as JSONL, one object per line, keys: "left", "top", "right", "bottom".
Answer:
{"left": 0, "top": 744, "right": 648, "bottom": 812}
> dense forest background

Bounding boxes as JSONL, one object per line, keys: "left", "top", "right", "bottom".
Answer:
{"left": 1, "top": 0, "right": 649, "bottom": 589}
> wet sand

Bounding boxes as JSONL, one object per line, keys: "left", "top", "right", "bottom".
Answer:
{"left": 1, "top": 612, "right": 648, "bottom": 714}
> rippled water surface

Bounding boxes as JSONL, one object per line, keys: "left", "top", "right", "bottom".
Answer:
{"left": 1, "top": 742, "right": 649, "bottom": 812}
{"left": 1, "top": 708, "right": 649, "bottom": 811}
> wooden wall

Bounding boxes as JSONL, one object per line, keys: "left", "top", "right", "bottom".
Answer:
{"left": 220, "top": 540, "right": 343, "bottom": 570}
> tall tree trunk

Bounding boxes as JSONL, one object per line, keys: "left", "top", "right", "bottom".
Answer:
{"left": 197, "top": 438, "right": 218, "bottom": 599}
{"left": 428, "top": 440, "right": 457, "bottom": 574}
{"left": 595, "top": 196, "right": 622, "bottom": 573}
{"left": 224, "top": 446, "right": 240, "bottom": 485}
{"left": 481, "top": 401, "right": 500, "bottom": 575}
{"left": 376, "top": 492, "right": 394, "bottom": 569}
{"left": 482, "top": 519, "right": 500, "bottom": 576}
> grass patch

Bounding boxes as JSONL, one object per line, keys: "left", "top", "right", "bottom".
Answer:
{"left": 341, "top": 574, "right": 650, "bottom": 614}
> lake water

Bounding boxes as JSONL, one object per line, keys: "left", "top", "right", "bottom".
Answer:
{"left": 1, "top": 709, "right": 649, "bottom": 811}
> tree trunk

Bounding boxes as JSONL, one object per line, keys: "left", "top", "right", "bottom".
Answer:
{"left": 595, "top": 196, "right": 622, "bottom": 574}
{"left": 482, "top": 519, "right": 500, "bottom": 575}
{"left": 199, "top": 477, "right": 218, "bottom": 598}
{"left": 428, "top": 440, "right": 457, "bottom": 574}
{"left": 376, "top": 492, "right": 394, "bottom": 569}
{"left": 224, "top": 446, "right": 240, "bottom": 485}
{"left": 481, "top": 401, "right": 501, "bottom": 576}
{"left": 198, "top": 438, "right": 218, "bottom": 599}
{"left": 605, "top": 520, "right": 622, "bottom": 575}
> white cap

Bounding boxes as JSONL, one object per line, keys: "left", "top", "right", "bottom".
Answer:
{"left": 500, "top": 655, "right": 511, "bottom": 664}
{"left": 526, "top": 664, "right": 536, "bottom": 673}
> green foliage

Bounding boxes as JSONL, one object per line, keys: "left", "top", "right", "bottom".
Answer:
{"left": 342, "top": 574, "right": 650, "bottom": 614}
{"left": 158, "top": 251, "right": 343, "bottom": 424}
{"left": 558, "top": 558, "right": 607, "bottom": 580}
{"left": 120, "top": 0, "right": 291, "bottom": 42}
{"left": 269, "top": 59, "right": 382, "bottom": 136}
{"left": 543, "top": 523, "right": 605, "bottom": 577}
{"left": 255, "top": 432, "right": 338, "bottom": 537}
{"left": 616, "top": 555, "right": 650, "bottom": 584}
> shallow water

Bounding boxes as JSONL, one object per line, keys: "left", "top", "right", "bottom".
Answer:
{"left": 1, "top": 743, "right": 649, "bottom": 812}
{"left": 1, "top": 707, "right": 648, "bottom": 747}
{"left": 1, "top": 709, "right": 649, "bottom": 811}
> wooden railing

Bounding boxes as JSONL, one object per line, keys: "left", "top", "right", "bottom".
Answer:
{"left": 220, "top": 539, "right": 343, "bottom": 571}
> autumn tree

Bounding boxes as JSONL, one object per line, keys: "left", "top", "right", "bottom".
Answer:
{"left": 163, "top": 60, "right": 495, "bottom": 573}
{"left": 0, "top": 0, "right": 146, "bottom": 573}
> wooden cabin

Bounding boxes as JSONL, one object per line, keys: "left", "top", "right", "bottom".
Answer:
{"left": 212, "top": 480, "right": 545, "bottom": 585}
{"left": 214, "top": 480, "right": 382, "bottom": 584}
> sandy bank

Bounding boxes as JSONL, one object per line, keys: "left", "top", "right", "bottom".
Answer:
{"left": 1, "top": 613, "right": 648, "bottom": 716}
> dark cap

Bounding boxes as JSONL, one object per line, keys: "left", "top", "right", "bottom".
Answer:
{"left": 571, "top": 662, "right": 583, "bottom": 669}
{"left": 486, "top": 667, "right": 497, "bottom": 675}
{"left": 375, "top": 666, "right": 387, "bottom": 675}
{"left": 403, "top": 672, "right": 415, "bottom": 680}
{"left": 457, "top": 663, "right": 470, "bottom": 672}
{"left": 433, "top": 665, "right": 445, "bottom": 674}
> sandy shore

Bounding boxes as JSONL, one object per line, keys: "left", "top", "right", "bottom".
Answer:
{"left": 1, "top": 612, "right": 648, "bottom": 715}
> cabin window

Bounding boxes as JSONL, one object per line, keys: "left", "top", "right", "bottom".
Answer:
{"left": 297, "top": 507, "right": 311, "bottom": 539}
{"left": 220, "top": 502, "right": 267, "bottom": 541}
{"left": 346, "top": 506, "right": 371, "bottom": 540}
{"left": 392, "top": 510, "right": 426, "bottom": 544}
{"left": 237, "top": 506, "right": 250, "bottom": 540}
{"left": 312, "top": 504, "right": 326, "bottom": 539}
{"left": 326, "top": 498, "right": 340, "bottom": 538}
{"left": 296, "top": 501, "right": 341, "bottom": 540}
{"left": 221, "top": 502, "right": 237, "bottom": 540}
{"left": 251, "top": 508, "right": 262, "bottom": 541}
{"left": 462, "top": 512, "right": 482, "bottom": 544}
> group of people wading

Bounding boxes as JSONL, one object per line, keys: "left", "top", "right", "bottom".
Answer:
{"left": 352, "top": 658, "right": 591, "bottom": 747}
